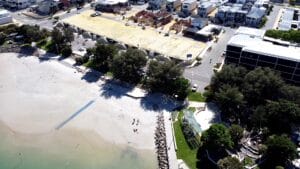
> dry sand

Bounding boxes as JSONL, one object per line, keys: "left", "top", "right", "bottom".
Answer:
{"left": 0, "top": 53, "right": 160, "bottom": 168}
{"left": 63, "top": 10, "right": 207, "bottom": 60}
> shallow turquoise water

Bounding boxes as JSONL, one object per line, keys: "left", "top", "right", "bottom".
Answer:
{"left": 0, "top": 126, "right": 157, "bottom": 169}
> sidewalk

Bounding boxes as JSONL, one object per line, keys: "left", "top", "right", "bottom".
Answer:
{"left": 164, "top": 111, "right": 178, "bottom": 169}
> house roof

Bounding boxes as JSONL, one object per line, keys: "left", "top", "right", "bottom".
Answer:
{"left": 95, "top": 0, "right": 128, "bottom": 5}
{"left": 246, "top": 6, "right": 265, "bottom": 19}
{"left": 235, "top": 26, "right": 266, "bottom": 38}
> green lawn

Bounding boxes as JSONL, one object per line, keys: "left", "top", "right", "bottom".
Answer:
{"left": 173, "top": 111, "right": 198, "bottom": 169}
{"left": 188, "top": 91, "right": 206, "bottom": 102}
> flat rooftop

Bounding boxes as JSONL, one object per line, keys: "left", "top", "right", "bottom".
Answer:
{"left": 235, "top": 26, "right": 266, "bottom": 38}
{"left": 63, "top": 10, "right": 206, "bottom": 61}
{"left": 228, "top": 34, "right": 300, "bottom": 62}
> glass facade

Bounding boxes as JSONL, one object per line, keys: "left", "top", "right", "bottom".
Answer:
{"left": 225, "top": 44, "right": 300, "bottom": 83}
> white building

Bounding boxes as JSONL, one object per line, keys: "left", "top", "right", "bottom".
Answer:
{"left": 0, "top": 9, "right": 12, "bottom": 25}
{"left": 95, "top": 0, "right": 129, "bottom": 11}
{"left": 278, "top": 8, "right": 300, "bottom": 31}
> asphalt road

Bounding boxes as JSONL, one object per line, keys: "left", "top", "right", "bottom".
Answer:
{"left": 10, "top": 5, "right": 91, "bottom": 30}
{"left": 183, "top": 27, "right": 236, "bottom": 92}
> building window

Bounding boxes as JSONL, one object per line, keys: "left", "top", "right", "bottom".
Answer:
{"left": 258, "top": 55, "right": 277, "bottom": 63}
{"left": 257, "top": 60, "right": 275, "bottom": 68}
{"left": 225, "top": 57, "right": 239, "bottom": 64}
{"left": 227, "top": 45, "right": 242, "bottom": 52}
{"left": 277, "top": 58, "right": 297, "bottom": 67}
{"left": 275, "top": 64, "right": 295, "bottom": 74}
{"left": 240, "top": 57, "right": 257, "bottom": 66}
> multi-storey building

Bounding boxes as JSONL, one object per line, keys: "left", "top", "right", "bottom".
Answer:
{"left": 225, "top": 27, "right": 300, "bottom": 84}
{"left": 198, "top": 2, "right": 216, "bottom": 18}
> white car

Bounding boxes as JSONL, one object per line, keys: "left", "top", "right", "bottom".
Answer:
{"left": 191, "top": 84, "right": 198, "bottom": 92}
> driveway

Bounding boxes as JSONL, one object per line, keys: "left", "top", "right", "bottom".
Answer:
{"left": 183, "top": 27, "right": 236, "bottom": 92}
{"left": 262, "top": 4, "right": 282, "bottom": 30}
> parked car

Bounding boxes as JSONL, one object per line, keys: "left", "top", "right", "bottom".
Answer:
{"left": 90, "top": 11, "right": 101, "bottom": 17}
{"left": 191, "top": 84, "right": 198, "bottom": 92}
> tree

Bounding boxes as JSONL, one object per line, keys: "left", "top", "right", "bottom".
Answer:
{"left": 146, "top": 60, "right": 189, "bottom": 99}
{"left": 279, "top": 85, "right": 300, "bottom": 106}
{"left": 51, "top": 27, "right": 65, "bottom": 53}
{"left": 171, "top": 77, "right": 190, "bottom": 100}
{"left": 92, "top": 43, "right": 118, "bottom": 71}
{"left": 263, "top": 100, "right": 300, "bottom": 134}
{"left": 215, "top": 85, "right": 245, "bottom": 121}
{"left": 63, "top": 27, "right": 74, "bottom": 43}
{"left": 201, "top": 124, "right": 233, "bottom": 151}
{"left": 211, "top": 65, "right": 247, "bottom": 92}
{"left": 19, "top": 25, "right": 48, "bottom": 43}
{"left": 217, "top": 156, "right": 243, "bottom": 169}
{"left": 265, "top": 135, "right": 297, "bottom": 167}
{"left": 61, "top": 45, "right": 72, "bottom": 57}
{"left": 111, "top": 48, "right": 147, "bottom": 83}
{"left": 242, "top": 67, "right": 284, "bottom": 106}
{"left": 229, "top": 124, "right": 244, "bottom": 147}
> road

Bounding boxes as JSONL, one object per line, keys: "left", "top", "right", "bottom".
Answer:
{"left": 183, "top": 27, "right": 236, "bottom": 92}
{"left": 10, "top": 4, "right": 91, "bottom": 30}
{"left": 262, "top": 4, "right": 282, "bottom": 30}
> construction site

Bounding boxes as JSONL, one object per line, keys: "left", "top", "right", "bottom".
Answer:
{"left": 62, "top": 9, "right": 208, "bottom": 61}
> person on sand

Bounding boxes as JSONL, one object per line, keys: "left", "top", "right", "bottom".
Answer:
{"left": 132, "top": 118, "right": 135, "bottom": 125}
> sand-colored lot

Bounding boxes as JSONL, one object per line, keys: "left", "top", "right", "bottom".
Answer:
{"left": 63, "top": 10, "right": 207, "bottom": 60}
{"left": 0, "top": 53, "right": 164, "bottom": 169}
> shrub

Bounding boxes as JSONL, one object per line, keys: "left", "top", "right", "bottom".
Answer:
{"left": 61, "top": 45, "right": 72, "bottom": 57}
{"left": 75, "top": 55, "right": 89, "bottom": 65}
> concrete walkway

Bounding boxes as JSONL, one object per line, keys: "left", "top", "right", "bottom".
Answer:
{"left": 164, "top": 111, "right": 178, "bottom": 169}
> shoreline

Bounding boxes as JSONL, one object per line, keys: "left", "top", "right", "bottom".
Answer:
{"left": 0, "top": 52, "right": 162, "bottom": 168}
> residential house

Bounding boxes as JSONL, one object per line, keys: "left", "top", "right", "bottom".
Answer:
{"left": 95, "top": 0, "right": 129, "bottom": 12}
{"left": 0, "top": 9, "right": 12, "bottom": 24}
{"left": 198, "top": 1, "right": 216, "bottom": 18}
{"left": 181, "top": 0, "right": 197, "bottom": 15}
{"left": 36, "top": 0, "right": 60, "bottom": 15}
{"left": 166, "top": 0, "right": 181, "bottom": 12}
{"left": 245, "top": 6, "right": 266, "bottom": 27}
{"left": 148, "top": 0, "right": 165, "bottom": 10}
{"left": 254, "top": 0, "right": 269, "bottom": 8}
{"left": 215, "top": 4, "right": 247, "bottom": 26}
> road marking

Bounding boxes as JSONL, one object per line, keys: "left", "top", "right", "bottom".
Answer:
{"left": 55, "top": 99, "right": 95, "bottom": 130}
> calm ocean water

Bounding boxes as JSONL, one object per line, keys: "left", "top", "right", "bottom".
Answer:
{"left": 0, "top": 126, "right": 157, "bottom": 169}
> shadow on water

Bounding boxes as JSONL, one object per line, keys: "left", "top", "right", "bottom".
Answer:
{"left": 99, "top": 80, "right": 134, "bottom": 99}
{"left": 140, "top": 93, "right": 179, "bottom": 112}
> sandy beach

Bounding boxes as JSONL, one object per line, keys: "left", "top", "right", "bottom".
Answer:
{"left": 0, "top": 53, "right": 170, "bottom": 168}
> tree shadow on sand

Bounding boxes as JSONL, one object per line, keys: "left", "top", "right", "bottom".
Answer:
{"left": 140, "top": 93, "right": 181, "bottom": 112}
{"left": 99, "top": 80, "right": 135, "bottom": 99}
{"left": 81, "top": 70, "right": 102, "bottom": 83}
